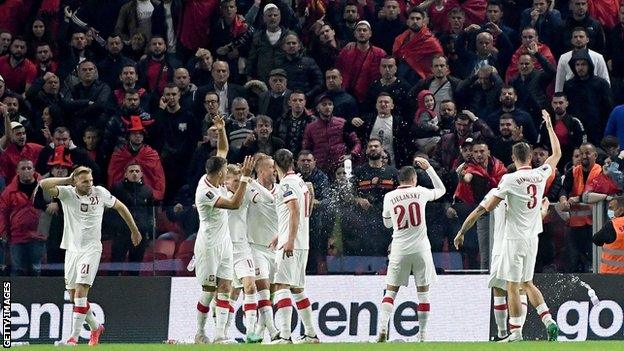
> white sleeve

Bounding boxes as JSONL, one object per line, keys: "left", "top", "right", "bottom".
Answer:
{"left": 99, "top": 187, "right": 117, "bottom": 208}
{"left": 279, "top": 181, "right": 297, "bottom": 204}
{"left": 426, "top": 167, "right": 446, "bottom": 200}
{"left": 197, "top": 187, "right": 221, "bottom": 208}
{"left": 595, "top": 54, "right": 610, "bottom": 85}
{"left": 56, "top": 185, "right": 72, "bottom": 201}
{"left": 382, "top": 194, "right": 393, "bottom": 229}
{"left": 496, "top": 175, "right": 511, "bottom": 198}
{"left": 554, "top": 58, "right": 567, "bottom": 93}
{"left": 249, "top": 180, "right": 276, "bottom": 203}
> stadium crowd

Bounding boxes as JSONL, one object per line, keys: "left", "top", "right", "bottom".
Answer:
{"left": 0, "top": 0, "right": 622, "bottom": 276}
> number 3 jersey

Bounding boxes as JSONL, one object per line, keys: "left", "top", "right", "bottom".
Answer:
{"left": 276, "top": 173, "right": 310, "bottom": 250}
{"left": 494, "top": 164, "right": 552, "bottom": 240}
{"left": 382, "top": 185, "right": 439, "bottom": 256}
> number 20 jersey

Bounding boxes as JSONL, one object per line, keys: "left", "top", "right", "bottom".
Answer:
{"left": 382, "top": 185, "right": 438, "bottom": 256}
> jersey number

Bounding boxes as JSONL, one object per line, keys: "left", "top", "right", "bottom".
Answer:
{"left": 304, "top": 191, "right": 311, "bottom": 218}
{"left": 394, "top": 202, "right": 421, "bottom": 229}
{"left": 526, "top": 184, "right": 538, "bottom": 209}
{"left": 80, "top": 264, "right": 90, "bottom": 275}
{"left": 90, "top": 196, "right": 99, "bottom": 205}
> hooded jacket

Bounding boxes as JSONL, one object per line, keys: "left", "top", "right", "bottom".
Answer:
{"left": 413, "top": 90, "right": 439, "bottom": 139}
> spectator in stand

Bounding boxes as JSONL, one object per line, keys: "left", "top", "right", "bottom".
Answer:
{"left": 225, "top": 97, "right": 255, "bottom": 152}
{"left": 194, "top": 60, "right": 246, "bottom": 118}
{"left": 555, "top": 27, "right": 609, "bottom": 93}
{"left": 0, "top": 31, "right": 11, "bottom": 57}
{"left": 347, "top": 137, "right": 398, "bottom": 256}
{"left": 108, "top": 116, "right": 166, "bottom": 201}
{"left": 563, "top": 49, "right": 613, "bottom": 144}
{"left": 25, "top": 73, "right": 63, "bottom": 133}
{"left": 607, "top": 4, "right": 624, "bottom": 104}
{"left": 409, "top": 55, "right": 461, "bottom": 116}
{"left": 164, "top": 184, "right": 199, "bottom": 239}
{"left": 365, "top": 56, "right": 412, "bottom": 116}
{"left": 489, "top": 113, "right": 527, "bottom": 165}
{"left": 505, "top": 26, "right": 556, "bottom": 83}
{"left": 0, "top": 113, "right": 43, "bottom": 186}
{"left": 246, "top": 4, "right": 289, "bottom": 82}
{"left": 115, "top": 0, "right": 158, "bottom": 45}
{"left": 392, "top": 8, "right": 443, "bottom": 85}
{"left": 323, "top": 68, "right": 358, "bottom": 120}
{"left": 335, "top": 2, "right": 360, "bottom": 44}
{"left": 559, "top": 143, "right": 606, "bottom": 272}
{"left": 438, "top": 99, "right": 458, "bottom": 133}
{"left": 537, "top": 93, "right": 586, "bottom": 168}
{"left": 108, "top": 162, "right": 153, "bottom": 275}
{"left": 112, "top": 65, "right": 148, "bottom": 109}
{"left": 412, "top": 90, "right": 442, "bottom": 155}
{"left": 97, "top": 35, "right": 136, "bottom": 90}
{"left": 485, "top": 85, "right": 538, "bottom": 143}
{"left": 369, "top": 0, "right": 407, "bottom": 54}
{"left": 605, "top": 104, "right": 624, "bottom": 149}
{"left": 172, "top": 68, "right": 197, "bottom": 111}
{"left": 104, "top": 89, "right": 155, "bottom": 156}
{"left": 297, "top": 150, "right": 332, "bottom": 274}
{"left": 199, "top": 91, "right": 221, "bottom": 135}
{"left": 0, "top": 159, "right": 45, "bottom": 276}
{"left": 257, "top": 68, "right": 290, "bottom": 121}
{"left": 276, "top": 90, "right": 315, "bottom": 158}
{"left": 310, "top": 23, "right": 343, "bottom": 74}
{"left": 352, "top": 92, "right": 410, "bottom": 167}
{"left": 484, "top": 0, "right": 518, "bottom": 46}
{"left": 188, "top": 125, "right": 220, "bottom": 191}
{"left": 562, "top": 0, "right": 605, "bottom": 54}
{"left": 124, "top": 32, "right": 148, "bottom": 62}
{"left": 509, "top": 45, "right": 555, "bottom": 118}
{"left": 456, "top": 65, "right": 503, "bottom": 119}
{"left": 237, "top": 115, "right": 284, "bottom": 161}
{"left": 278, "top": 33, "right": 323, "bottom": 102}
{"left": 336, "top": 20, "right": 386, "bottom": 103}
{"left": 303, "top": 94, "right": 362, "bottom": 175}
{"left": 186, "top": 48, "right": 214, "bottom": 87}
{"left": 33, "top": 42, "right": 58, "bottom": 78}
{"left": 455, "top": 27, "right": 511, "bottom": 78}
{"left": 519, "top": 0, "right": 563, "bottom": 54}
{"left": 0, "top": 37, "right": 37, "bottom": 94}
{"left": 152, "top": 84, "right": 200, "bottom": 203}
{"left": 137, "top": 35, "right": 182, "bottom": 96}
{"left": 151, "top": 0, "right": 182, "bottom": 55}
{"left": 56, "top": 26, "right": 97, "bottom": 82}
{"left": 0, "top": 93, "right": 32, "bottom": 136}
{"left": 64, "top": 60, "right": 112, "bottom": 134}
{"left": 82, "top": 127, "right": 108, "bottom": 176}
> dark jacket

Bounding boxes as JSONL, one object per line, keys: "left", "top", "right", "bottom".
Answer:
{"left": 115, "top": 0, "right": 160, "bottom": 42}
{"left": 257, "top": 90, "right": 291, "bottom": 119}
{"left": 108, "top": 180, "right": 154, "bottom": 238}
{"left": 485, "top": 107, "right": 538, "bottom": 144}
{"left": 136, "top": 54, "right": 182, "bottom": 93}
{"left": 324, "top": 89, "right": 359, "bottom": 120}
{"left": 246, "top": 28, "right": 288, "bottom": 82}
{"left": 278, "top": 52, "right": 323, "bottom": 100}
{"left": 520, "top": 9, "right": 563, "bottom": 54}
{"left": 360, "top": 114, "right": 411, "bottom": 167}
{"left": 456, "top": 73, "right": 503, "bottom": 119}
{"left": 366, "top": 78, "right": 413, "bottom": 116}
{"left": 536, "top": 113, "right": 586, "bottom": 167}
{"left": 276, "top": 110, "right": 316, "bottom": 157}
{"left": 562, "top": 14, "right": 606, "bottom": 54}
{"left": 193, "top": 82, "right": 247, "bottom": 117}
{"left": 97, "top": 54, "right": 136, "bottom": 89}
{"left": 238, "top": 135, "right": 285, "bottom": 162}
{"left": 510, "top": 52, "right": 556, "bottom": 117}
{"left": 151, "top": 0, "right": 182, "bottom": 41}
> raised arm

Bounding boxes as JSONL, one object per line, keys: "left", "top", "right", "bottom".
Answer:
{"left": 213, "top": 114, "right": 229, "bottom": 159}
{"left": 39, "top": 174, "right": 74, "bottom": 198}
{"left": 0, "top": 105, "right": 10, "bottom": 150}
{"left": 415, "top": 157, "right": 446, "bottom": 200}
{"left": 112, "top": 199, "right": 142, "bottom": 246}
{"left": 541, "top": 109, "right": 561, "bottom": 171}
{"left": 214, "top": 156, "right": 255, "bottom": 209}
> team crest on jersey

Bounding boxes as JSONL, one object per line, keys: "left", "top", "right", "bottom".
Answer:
{"left": 208, "top": 275, "right": 216, "bottom": 283}
{"left": 80, "top": 204, "right": 89, "bottom": 212}
{"left": 206, "top": 191, "right": 215, "bottom": 199}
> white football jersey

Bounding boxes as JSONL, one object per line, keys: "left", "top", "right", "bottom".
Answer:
{"left": 382, "top": 185, "right": 437, "bottom": 255}
{"left": 247, "top": 183, "right": 278, "bottom": 246}
{"left": 495, "top": 165, "right": 552, "bottom": 240}
{"left": 227, "top": 188, "right": 252, "bottom": 244}
{"left": 481, "top": 188, "right": 506, "bottom": 256}
{"left": 57, "top": 185, "right": 116, "bottom": 252}
{"left": 195, "top": 175, "right": 230, "bottom": 248}
{"left": 276, "top": 173, "right": 310, "bottom": 250}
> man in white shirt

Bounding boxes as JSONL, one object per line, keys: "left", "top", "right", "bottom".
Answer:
{"left": 40, "top": 166, "right": 141, "bottom": 346}
{"left": 554, "top": 27, "right": 609, "bottom": 92}
{"left": 377, "top": 159, "right": 446, "bottom": 343}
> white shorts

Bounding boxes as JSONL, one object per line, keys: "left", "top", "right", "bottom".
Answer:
{"left": 195, "top": 238, "right": 233, "bottom": 287}
{"left": 251, "top": 243, "right": 276, "bottom": 281}
{"left": 488, "top": 254, "right": 507, "bottom": 290}
{"left": 64, "top": 250, "right": 101, "bottom": 290}
{"left": 232, "top": 254, "right": 256, "bottom": 289}
{"left": 496, "top": 238, "right": 538, "bottom": 283}
{"left": 274, "top": 248, "right": 308, "bottom": 288}
{"left": 386, "top": 251, "right": 437, "bottom": 287}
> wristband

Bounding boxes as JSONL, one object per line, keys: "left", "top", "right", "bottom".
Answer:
{"left": 240, "top": 176, "right": 251, "bottom": 183}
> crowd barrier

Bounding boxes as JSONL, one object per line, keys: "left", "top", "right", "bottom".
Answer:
{"left": 3, "top": 274, "right": 623, "bottom": 344}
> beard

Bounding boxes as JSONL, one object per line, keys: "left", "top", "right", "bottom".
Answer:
{"left": 152, "top": 51, "right": 165, "bottom": 59}
{"left": 554, "top": 107, "right": 565, "bottom": 115}
{"left": 410, "top": 24, "right": 421, "bottom": 32}
{"left": 10, "top": 52, "right": 23, "bottom": 61}
{"left": 367, "top": 151, "right": 382, "bottom": 160}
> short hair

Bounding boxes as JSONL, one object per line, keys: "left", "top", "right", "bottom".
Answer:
{"left": 601, "top": 136, "right": 619, "bottom": 150}
{"left": 432, "top": 54, "right": 448, "bottom": 64}
{"left": 553, "top": 92, "right": 567, "bottom": 100}
{"left": 231, "top": 96, "right": 248, "bottom": 106}
{"left": 499, "top": 113, "right": 516, "bottom": 121}
{"left": 274, "top": 149, "right": 294, "bottom": 171}
{"left": 290, "top": 89, "right": 306, "bottom": 97}
{"left": 448, "top": 7, "right": 466, "bottom": 17}
{"left": 125, "top": 161, "right": 141, "bottom": 171}
{"left": 409, "top": 7, "right": 427, "bottom": 17}
{"left": 487, "top": 0, "right": 504, "bottom": 10}
{"left": 204, "top": 90, "right": 219, "bottom": 102}
{"left": 84, "top": 126, "right": 100, "bottom": 136}
{"left": 571, "top": 26, "right": 589, "bottom": 38}
{"left": 163, "top": 83, "right": 178, "bottom": 91}
{"left": 472, "top": 137, "right": 488, "bottom": 147}
{"left": 298, "top": 149, "right": 314, "bottom": 159}
{"left": 456, "top": 112, "right": 473, "bottom": 122}
{"left": 501, "top": 84, "right": 515, "bottom": 92}
{"left": 150, "top": 35, "right": 166, "bottom": 44}
{"left": 205, "top": 156, "right": 228, "bottom": 175}
{"left": 512, "top": 142, "right": 532, "bottom": 163}
{"left": 73, "top": 167, "right": 92, "bottom": 178}
{"left": 439, "top": 99, "right": 455, "bottom": 105}
{"left": 35, "top": 41, "right": 51, "bottom": 49}
{"left": 368, "top": 136, "right": 383, "bottom": 145}
{"left": 227, "top": 164, "right": 242, "bottom": 175}
{"left": 256, "top": 115, "right": 272, "bottom": 127}
{"left": 9, "top": 35, "right": 26, "bottom": 46}
{"left": 254, "top": 152, "right": 272, "bottom": 171}
{"left": 53, "top": 126, "right": 70, "bottom": 135}
{"left": 2, "top": 92, "right": 20, "bottom": 102}
{"left": 398, "top": 166, "right": 417, "bottom": 183}
{"left": 376, "top": 92, "right": 393, "bottom": 101}
{"left": 381, "top": 55, "right": 396, "bottom": 62}
{"left": 121, "top": 63, "right": 137, "bottom": 71}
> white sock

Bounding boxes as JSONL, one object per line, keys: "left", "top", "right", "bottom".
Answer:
{"left": 379, "top": 290, "right": 397, "bottom": 334}
{"left": 520, "top": 295, "right": 528, "bottom": 325}
{"left": 226, "top": 298, "right": 236, "bottom": 337}
{"left": 257, "top": 289, "right": 278, "bottom": 338}
{"left": 84, "top": 303, "right": 100, "bottom": 331}
{"left": 243, "top": 293, "right": 258, "bottom": 336}
{"left": 293, "top": 292, "right": 316, "bottom": 338}
{"left": 493, "top": 296, "right": 508, "bottom": 337}
{"left": 417, "top": 292, "right": 430, "bottom": 335}
{"left": 509, "top": 316, "right": 523, "bottom": 334}
{"left": 71, "top": 297, "right": 88, "bottom": 339}
{"left": 215, "top": 293, "right": 230, "bottom": 339}
{"left": 274, "top": 289, "right": 293, "bottom": 339}
{"left": 196, "top": 291, "right": 214, "bottom": 335}
{"left": 536, "top": 303, "right": 554, "bottom": 327}
{"left": 210, "top": 297, "right": 217, "bottom": 325}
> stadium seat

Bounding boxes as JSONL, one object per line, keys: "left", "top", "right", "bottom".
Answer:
{"left": 175, "top": 240, "right": 195, "bottom": 276}
{"left": 101, "top": 240, "right": 113, "bottom": 263}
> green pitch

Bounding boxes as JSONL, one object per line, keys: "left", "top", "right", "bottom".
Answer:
{"left": 20, "top": 342, "right": 624, "bottom": 351}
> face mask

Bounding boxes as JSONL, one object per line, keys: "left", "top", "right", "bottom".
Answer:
{"left": 608, "top": 209, "right": 615, "bottom": 219}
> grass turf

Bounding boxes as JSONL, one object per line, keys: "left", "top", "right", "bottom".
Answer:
{"left": 19, "top": 342, "right": 624, "bottom": 351}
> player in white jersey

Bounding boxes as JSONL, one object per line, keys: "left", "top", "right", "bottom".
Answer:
{"left": 376, "top": 159, "right": 446, "bottom": 343}
{"left": 40, "top": 166, "right": 141, "bottom": 346}
{"left": 455, "top": 110, "right": 561, "bottom": 342}
{"left": 270, "top": 149, "right": 319, "bottom": 344}
{"left": 193, "top": 114, "right": 255, "bottom": 344}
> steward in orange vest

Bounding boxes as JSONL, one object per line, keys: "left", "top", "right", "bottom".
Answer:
{"left": 560, "top": 144, "right": 601, "bottom": 227}
{"left": 593, "top": 198, "right": 624, "bottom": 274}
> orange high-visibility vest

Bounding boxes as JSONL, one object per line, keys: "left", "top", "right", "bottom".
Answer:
{"left": 568, "top": 164, "right": 601, "bottom": 227}
{"left": 601, "top": 216, "right": 624, "bottom": 274}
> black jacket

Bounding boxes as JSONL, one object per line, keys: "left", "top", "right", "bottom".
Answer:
{"left": 151, "top": 0, "right": 182, "bottom": 41}
{"left": 359, "top": 114, "right": 411, "bottom": 167}
{"left": 278, "top": 52, "right": 323, "bottom": 100}
{"left": 108, "top": 180, "right": 154, "bottom": 238}
{"left": 510, "top": 52, "right": 556, "bottom": 118}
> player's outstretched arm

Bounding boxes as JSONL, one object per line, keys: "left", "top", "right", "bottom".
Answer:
{"left": 112, "top": 200, "right": 142, "bottom": 246}
{"left": 213, "top": 114, "right": 229, "bottom": 159}
{"left": 541, "top": 110, "right": 561, "bottom": 171}
{"left": 215, "top": 156, "right": 255, "bottom": 209}
{"left": 454, "top": 205, "right": 486, "bottom": 249}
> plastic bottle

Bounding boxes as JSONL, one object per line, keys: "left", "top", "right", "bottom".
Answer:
{"left": 344, "top": 158, "right": 353, "bottom": 179}
{"left": 588, "top": 289, "right": 600, "bottom": 306}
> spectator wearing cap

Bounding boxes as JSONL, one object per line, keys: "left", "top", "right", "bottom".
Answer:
{"left": 323, "top": 68, "right": 358, "bottom": 121}
{"left": 193, "top": 60, "right": 246, "bottom": 118}
{"left": 136, "top": 35, "right": 182, "bottom": 96}
{"left": 104, "top": 88, "right": 155, "bottom": 156}
{"left": 336, "top": 20, "right": 386, "bottom": 103}
{"left": 392, "top": 9, "right": 443, "bottom": 86}
{"left": 0, "top": 159, "right": 45, "bottom": 276}
{"left": 33, "top": 145, "right": 73, "bottom": 267}
{"left": 257, "top": 68, "right": 291, "bottom": 121}
{"left": 246, "top": 4, "right": 289, "bottom": 82}
{"left": 115, "top": 0, "right": 159, "bottom": 44}
{"left": 108, "top": 116, "right": 166, "bottom": 201}
{"left": 0, "top": 36, "right": 37, "bottom": 94}
{"left": 302, "top": 93, "right": 362, "bottom": 175}
{"left": 277, "top": 33, "right": 323, "bottom": 102}
{"left": 0, "top": 111, "right": 43, "bottom": 186}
